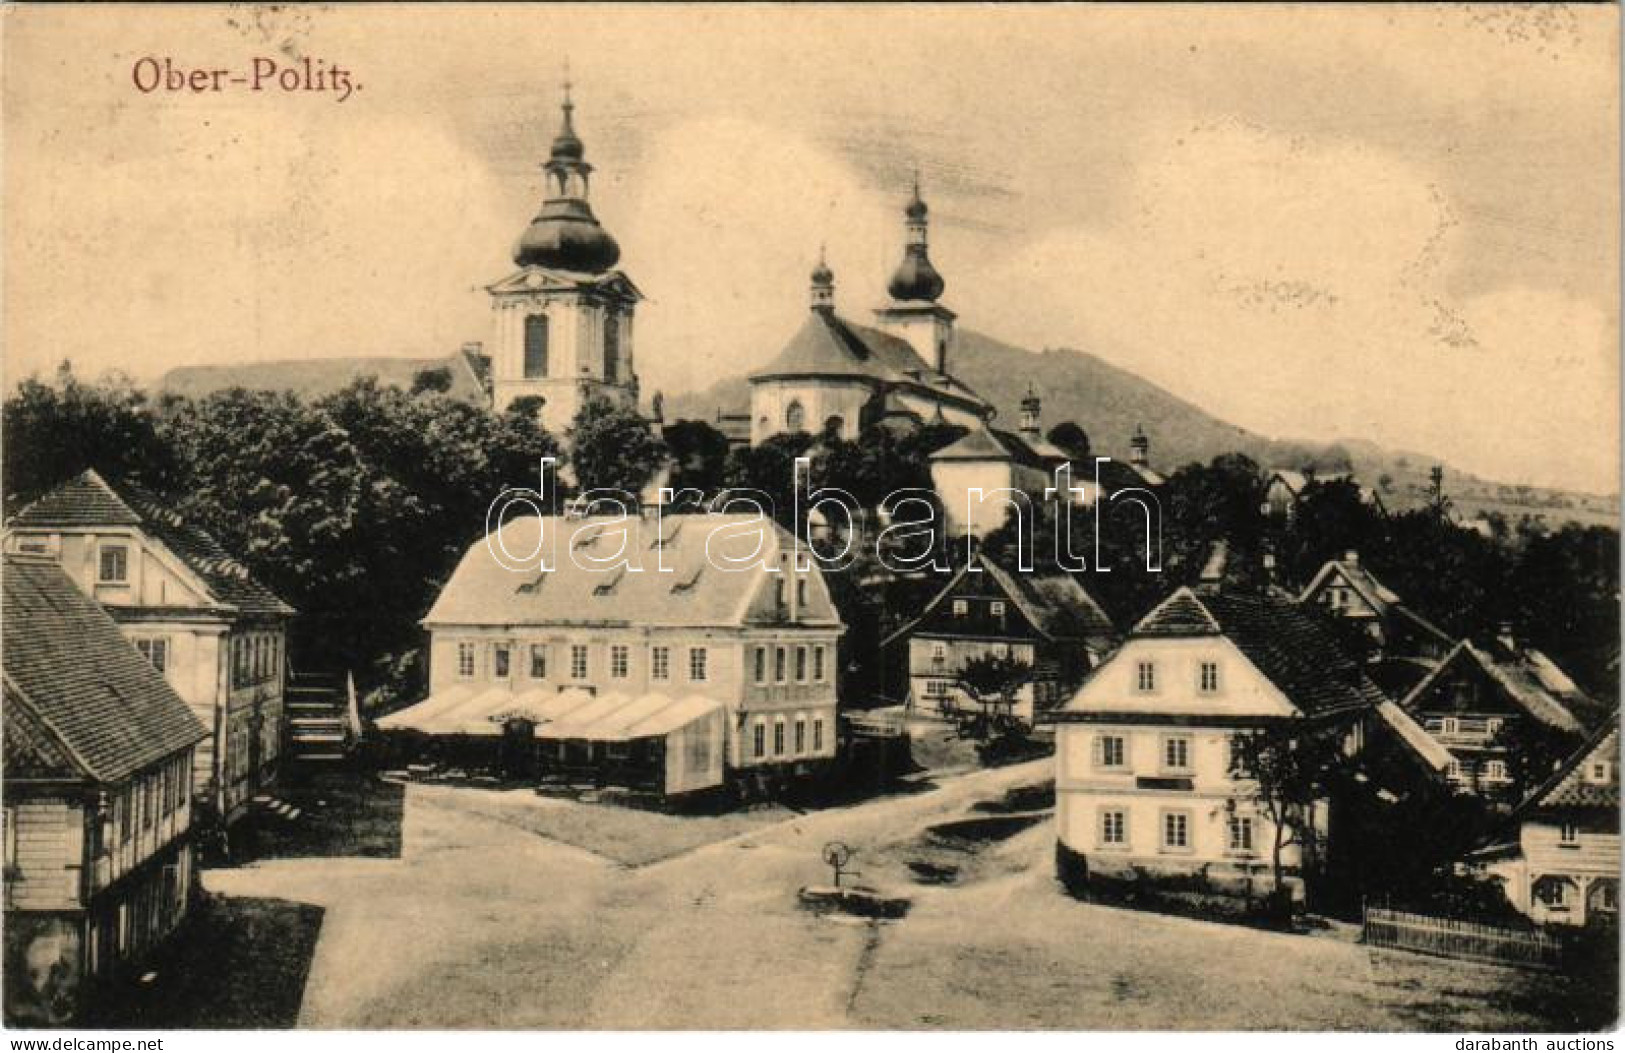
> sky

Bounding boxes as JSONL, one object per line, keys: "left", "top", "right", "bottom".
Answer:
{"left": 4, "top": 5, "right": 1618, "bottom": 493}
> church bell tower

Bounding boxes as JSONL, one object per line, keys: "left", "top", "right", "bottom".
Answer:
{"left": 487, "top": 77, "right": 642, "bottom": 430}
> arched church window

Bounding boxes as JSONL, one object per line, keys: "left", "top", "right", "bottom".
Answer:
{"left": 524, "top": 315, "right": 549, "bottom": 379}
{"left": 785, "top": 401, "right": 806, "bottom": 433}
{"left": 604, "top": 309, "right": 620, "bottom": 382}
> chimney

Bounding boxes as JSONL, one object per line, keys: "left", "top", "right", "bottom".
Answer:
{"left": 1196, "top": 539, "right": 1228, "bottom": 594}
{"left": 1130, "top": 425, "right": 1150, "bottom": 468}
{"left": 461, "top": 341, "right": 484, "bottom": 356}
{"left": 1343, "top": 550, "right": 1360, "bottom": 567}
{"left": 1496, "top": 621, "right": 1518, "bottom": 653}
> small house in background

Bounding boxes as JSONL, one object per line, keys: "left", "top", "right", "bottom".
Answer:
{"left": 881, "top": 552, "right": 1116, "bottom": 724}
{"left": 1485, "top": 720, "right": 1618, "bottom": 928}
{"left": 5, "top": 470, "right": 295, "bottom": 828}
{"left": 1264, "top": 469, "right": 1384, "bottom": 522}
{"left": 3, "top": 554, "right": 208, "bottom": 1025}
{"left": 1298, "top": 551, "right": 1454, "bottom": 666}
{"left": 1048, "top": 585, "right": 1397, "bottom": 908}
{"left": 1397, "top": 636, "right": 1591, "bottom": 801}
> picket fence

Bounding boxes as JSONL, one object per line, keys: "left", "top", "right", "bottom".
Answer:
{"left": 1361, "top": 905, "right": 1562, "bottom": 970}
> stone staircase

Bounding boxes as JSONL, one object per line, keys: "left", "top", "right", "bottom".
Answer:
{"left": 286, "top": 672, "right": 351, "bottom": 765}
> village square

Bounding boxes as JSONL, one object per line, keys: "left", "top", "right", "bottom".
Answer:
{"left": 2, "top": 6, "right": 1619, "bottom": 1034}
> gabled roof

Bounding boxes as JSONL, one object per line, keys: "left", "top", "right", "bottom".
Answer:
{"left": 1520, "top": 718, "right": 1618, "bottom": 815}
{"left": 750, "top": 311, "right": 989, "bottom": 412}
{"left": 1375, "top": 700, "right": 1455, "bottom": 772}
{"left": 8, "top": 470, "right": 295, "bottom": 618}
{"left": 3, "top": 554, "right": 207, "bottom": 784}
{"left": 424, "top": 514, "right": 844, "bottom": 630}
{"left": 1400, "top": 640, "right": 1585, "bottom": 734}
{"left": 1299, "top": 555, "right": 1453, "bottom": 649}
{"left": 880, "top": 552, "right": 1116, "bottom": 648}
{"left": 485, "top": 266, "right": 644, "bottom": 301}
{"left": 1132, "top": 586, "right": 1385, "bottom": 718}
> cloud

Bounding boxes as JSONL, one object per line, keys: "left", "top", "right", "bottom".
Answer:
{"left": 962, "top": 119, "right": 1618, "bottom": 493}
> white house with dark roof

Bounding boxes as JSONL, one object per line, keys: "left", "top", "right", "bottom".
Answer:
{"left": 1048, "top": 585, "right": 1419, "bottom": 904}
{"left": 3, "top": 553, "right": 208, "bottom": 1024}
{"left": 5, "top": 469, "right": 295, "bottom": 826}
{"left": 1484, "top": 719, "right": 1619, "bottom": 927}
{"left": 413, "top": 513, "right": 844, "bottom": 795}
{"left": 1298, "top": 551, "right": 1454, "bottom": 664}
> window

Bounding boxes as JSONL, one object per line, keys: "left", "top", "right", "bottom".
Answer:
{"left": 570, "top": 644, "right": 589, "bottom": 680}
{"left": 785, "top": 401, "right": 805, "bottom": 432}
{"left": 1446, "top": 760, "right": 1465, "bottom": 784}
{"left": 1135, "top": 661, "right": 1156, "bottom": 693}
{"left": 775, "top": 646, "right": 787, "bottom": 684}
{"left": 1228, "top": 735, "right": 1253, "bottom": 777}
{"left": 610, "top": 644, "right": 630, "bottom": 679}
{"left": 1588, "top": 761, "right": 1613, "bottom": 784}
{"left": 493, "top": 645, "right": 511, "bottom": 679}
{"left": 1228, "top": 816, "right": 1255, "bottom": 854}
{"left": 796, "top": 578, "right": 808, "bottom": 609}
{"left": 813, "top": 718, "right": 824, "bottom": 752}
{"left": 1560, "top": 822, "right": 1581, "bottom": 846}
{"left": 1199, "top": 661, "right": 1220, "bottom": 693}
{"left": 795, "top": 718, "right": 807, "bottom": 754}
{"left": 134, "top": 637, "right": 168, "bottom": 674}
{"left": 1483, "top": 759, "right": 1509, "bottom": 783}
{"left": 1094, "top": 734, "right": 1127, "bottom": 770}
{"left": 795, "top": 646, "right": 808, "bottom": 683}
{"left": 3, "top": 805, "right": 15, "bottom": 871}
{"left": 931, "top": 641, "right": 947, "bottom": 662}
{"left": 990, "top": 600, "right": 1005, "bottom": 618}
{"left": 141, "top": 777, "right": 155, "bottom": 830}
{"left": 952, "top": 600, "right": 968, "bottom": 617}
{"left": 457, "top": 642, "right": 476, "bottom": 679}
{"left": 1099, "top": 809, "right": 1127, "bottom": 847}
{"left": 1162, "top": 735, "right": 1191, "bottom": 773}
{"left": 688, "top": 647, "right": 708, "bottom": 682}
{"left": 773, "top": 720, "right": 786, "bottom": 756}
{"left": 529, "top": 644, "right": 548, "bottom": 679}
{"left": 751, "top": 647, "right": 766, "bottom": 685}
{"left": 651, "top": 646, "right": 670, "bottom": 681}
{"left": 1441, "top": 716, "right": 1460, "bottom": 735}
{"left": 926, "top": 679, "right": 952, "bottom": 698}
{"left": 523, "top": 314, "right": 549, "bottom": 378}
{"left": 98, "top": 544, "right": 129, "bottom": 583}
{"left": 813, "top": 645, "right": 826, "bottom": 683}
{"left": 753, "top": 721, "right": 766, "bottom": 759}
{"left": 1535, "top": 877, "right": 1571, "bottom": 908}
{"left": 1161, "top": 810, "right": 1190, "bottom": 852}
{"left": 603, "top": 309, "right": 620, "bottom": 381}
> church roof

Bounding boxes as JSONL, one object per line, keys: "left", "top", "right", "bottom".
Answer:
{"left": 750, "top": 311, "right": 989, "bottom": 413}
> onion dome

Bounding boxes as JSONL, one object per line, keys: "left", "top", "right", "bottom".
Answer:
{"left": 888, "top": 250, "right": 945, "bottom": 302}
{"left": 513, "top": 79, "right": 621, "bottom": 273}
{"left": 887, "top": 173, "right": 945, "bottom": 302}
{"left": 810, "top": 247, "right": 835, "bottom": 312}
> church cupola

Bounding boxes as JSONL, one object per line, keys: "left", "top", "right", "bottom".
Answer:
{"left": 1019, "top": 384, "right": 1042, "bottom": 439}
{"left": 886, "top": 174, "right": 946, "bottom": 303}
{"left": 514, "top": 78, "right": 622, "bottom": 274}
{"left": 810, "top": 248, "right": 835, "bottom": 313}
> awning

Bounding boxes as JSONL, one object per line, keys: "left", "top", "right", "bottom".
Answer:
{"left": 375, "top": 684, "right": 477, "bottom": 731}
{"left": 621, "top": 694, "right": 723, "bottom": 739}
{"left": 537, "top": 692, "right": 725, "bottom": 743}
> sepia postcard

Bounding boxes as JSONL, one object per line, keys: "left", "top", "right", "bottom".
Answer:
{"left": 0, "top": 2, "right": 1619, "bottom": 1039}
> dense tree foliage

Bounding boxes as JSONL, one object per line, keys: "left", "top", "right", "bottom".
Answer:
{"left": 566, "top": 397, "right": 668, "bottom": 498}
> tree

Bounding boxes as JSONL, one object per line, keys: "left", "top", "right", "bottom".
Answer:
{"left": 661, "top": 420, "right": 731, "bottom": 496}
{"left": 410, "top": 366, "right": 453, "bottom": 395}
{"left": 1229, "top": 723, "right": 1353, "bottom": 914}
{"left": 946, "top": 653, "right": 1036, "bottom": 763}
{"left": 1047, "top": 422, "right": 1092, "bottom": 461}
{"left": 567, "top": 398, "right": 668, "bottom": 498}
{"left": 3, "top": 362, "right": 181, "bottom": 511}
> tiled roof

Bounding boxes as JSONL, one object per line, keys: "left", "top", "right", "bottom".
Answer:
{"left": 1401, "top": 641, "right": 1586, "bottom": 735}
{"left": 750, "top": 311, "right": 989, "bottom": 411}
{"left": 3, "top": 554, "right": 207, "bottom": 784}
{"left": 1525, "top": 720, "right": 1618, "bottom": 813}
{"left": 883, "top": 553, "right": 1115, "bottom": 648}
{"left": 1135, "top": 586, "right": 1383, "bottom": 718}
{"left": 1299, "top": 556, "right": 1453, "bottom": 650}
{"left": 9, "top": 469, "right": 294, "bottom": 618}
{"left": 424, "top": 514, "right": 844, "bottom": 630}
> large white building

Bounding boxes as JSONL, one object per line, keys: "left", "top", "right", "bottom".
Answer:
{"left": 408, "top": 513, "right": 844, "bottom": 797}
{"left": 486, "top": 83, "right": 643, "bottom": 430}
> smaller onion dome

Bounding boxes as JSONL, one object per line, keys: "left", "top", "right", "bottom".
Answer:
{"left": 887, "top": 250, "right": 945, "bottom": 302}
